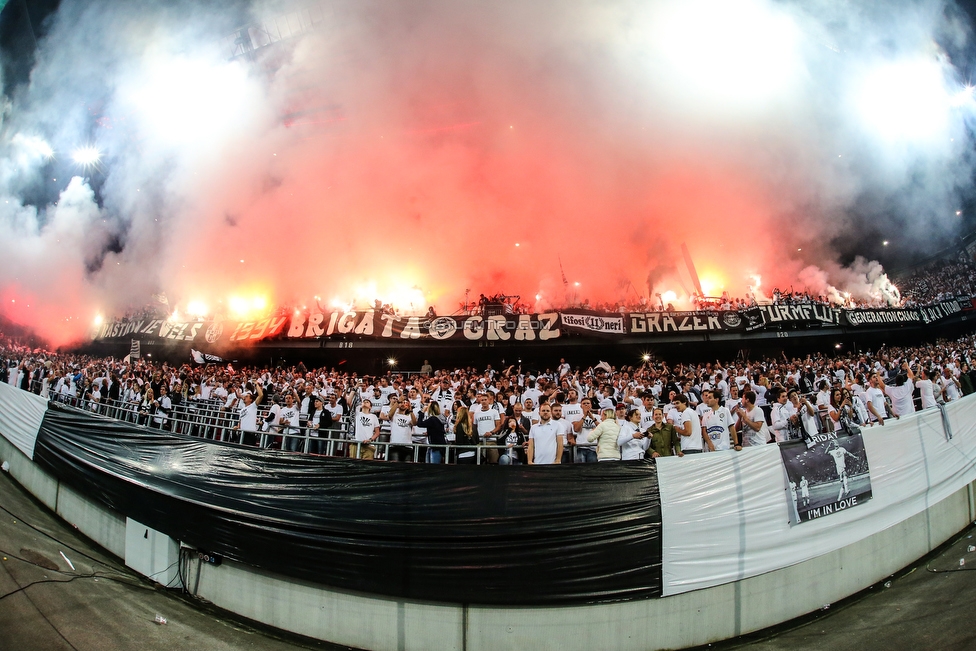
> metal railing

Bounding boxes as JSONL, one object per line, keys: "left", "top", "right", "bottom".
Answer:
{"left": 32, "top": 381, "right": 895, "bottom": 462}
{"left": 43, "top": 388, "right": 535, "bottom": 464}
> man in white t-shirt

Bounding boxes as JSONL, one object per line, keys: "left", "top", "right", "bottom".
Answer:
{"left": 884, "top": 364, "right": 915, "bottom": 418}
{"left": 941, "top": 368, "right": 961, "bottom": 403}
{"left": 386, "top": 397, "right": 417, "bottom": 462}
{"left": 279, "top": 393, "right": 303, "bottom": 452}
{"left": 528, "top": 402, "right": 563, "bottom": 464}
{"left": 236, "top": 392, "right": 259, "bottom": 445}
{"left": 522, "top": 380, "right": 543, "bottom": 407}
{"left": 715, "top": 373, "right": 730, "bottom": 405}
{"left": 832, "top": 362, "right": 848, "bottom": 387}
{"left": 815, "top": 381, "right": 831, "bottom": 410}
{"left": 735, "top": 390, "right": 770, "bottom": 447}
{"left": 321, "top": 393, "right": 346, "bottom": 453}
{"left": 550, "top": 403, "right": 573, "bottom": 463}
{"left": 695, "top": 394, "right": 713, "bottom": 420}
{"left": 573, "top": 397, "right": 601, "bottom": 463}
{"left": 769, "top": 388, "right": 792, "bottom": 443}
{"left": 471, "top": 393, "right": 501, "bottom": 463}
{"left": 351, "top": 399, "right": 380, "bottom": 460}
{"left": 673, "top": 394, "right": 705, "bottom": 454}
{"left": 472, "top": 393, "right": 501, "bottom": 441}
{"left": 558, "top": 358, "right": 571, "bottom": 379}
{"left": 734, "top": 370, "right": 750, "bottom": 393}
{"left": 638, "top": 393, "right": 657, "bottom": 431}
{"left": 916, "top": 368, "right": 938, "bottom": 410}
{"left": 702, "top": 390, "right": 738, "bottom": 451}
{"left": 89, "top": 383, "right": 102, "bottom": 411}
{"left": 378, "top": 377, "right": 396, "bottom": 400}
{"left": 787, "top": 389, "right": 819, "bottom": 438}
{"left": 724, "top": 385, "right": 742, "bottom": 416}
{"left": 562, "top": 390, "right": 583, "bottom": 426}
{"left": 865, "top": 374, "right": 887, "bottom": 425}
{"left": 613, "top": 402, "right": 629, "bottom": 425}
{"left": 522, "top": 397, "right": 540, "bottom": 424}
{"left": 658, "top": 390, "right": 677, "bottom": 424}
{"left": 261, "top": 394, "right": 282, "bottom": 441}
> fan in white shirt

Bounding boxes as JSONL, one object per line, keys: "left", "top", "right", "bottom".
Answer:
{"left": 735, "top": 390, "right": 770, "bottom": 447}
{"left": 915, "top": 368, "right": 939, "bottom": 409}
{"left": 701, "top": 390, "right": 738, "bottom": 451}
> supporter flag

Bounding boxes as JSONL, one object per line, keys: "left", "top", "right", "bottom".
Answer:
{"left": 191, "top": 349, "right": 224, "bottom": 364}
{"left": 152, "top": 292, "right": 169, "bottom": 305}
{"left": 129, "top": 339, "right": 141, "bottom": 360}
{"left": 595, "top": 360, "right": 613, "bottom": 374}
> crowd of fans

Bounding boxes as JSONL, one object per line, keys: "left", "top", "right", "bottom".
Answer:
{"left": 897, "top": 259, "right": 976, "bottom": 307}
{"left": 4, "top": 330, "right": 976, "bottom": 464}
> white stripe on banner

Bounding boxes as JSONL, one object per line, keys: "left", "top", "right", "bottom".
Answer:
{"left": 0, "top": 381, "right": 48, "bottom": 460}
{"left": 658, "top": 399, "right": 976, "bottom": 596}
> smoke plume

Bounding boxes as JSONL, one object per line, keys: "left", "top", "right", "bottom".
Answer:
{"left": 0, "top": 0, "right": 974, "bottom": 344}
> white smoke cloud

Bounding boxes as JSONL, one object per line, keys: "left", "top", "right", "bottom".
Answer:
{"left": 0, "top": 0, "right": 973, "bottom": 343}
{"left": 798, "top": 258, "right": 901, "bottom": 306}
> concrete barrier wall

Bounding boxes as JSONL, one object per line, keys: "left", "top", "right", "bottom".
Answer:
{"left": 0, "top": 433, "right": 126, "bottom": 559}
{"left": 0, "top": 432, "right": 58, "bottom": 510}
{"left": 175, "top": 480, "right": 973, "bottom": 651}
{"left": 2, "top": 402, "right": 975, "bottom": 651}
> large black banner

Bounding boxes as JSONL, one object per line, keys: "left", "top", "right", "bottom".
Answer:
{"left": 288, "top": 311, "right": 562, "bottom": 342}
{"left": 33, "top": 404, "right": 662, "bottom": 605}
{"left": 742, "top": 304, "right": 842, "bottom": 330}
{"left": 843, "top": 299, "right": 963, "bottom": 327}
{"left": 91, "top": 316, "right": 289, "bottom": 344}
{"left": 627, "top": 310, "right": 745, "bottom": 334}
{"left": 90, "top": 297, "right": 971, "bottom": 346}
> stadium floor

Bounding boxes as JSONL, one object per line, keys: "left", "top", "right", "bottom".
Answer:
{"left": 1, "top": 469, "right": 975, "bottom": 651}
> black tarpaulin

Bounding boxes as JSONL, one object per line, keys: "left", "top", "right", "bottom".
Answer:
{"left": 33, "top": 404, "right": 662, "bottom": 604}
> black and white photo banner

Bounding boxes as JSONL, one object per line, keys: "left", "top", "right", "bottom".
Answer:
{"left": 779, "top": 431, "right": 873, "bottom": 525}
